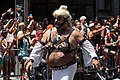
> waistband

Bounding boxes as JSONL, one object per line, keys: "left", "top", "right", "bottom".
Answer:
{"left": 50, "top": 59, "right": 76, "bottom": 70}
{"left": 85, "top": 66, "right": 93, "bottom": 69}
{"left": 79, "top": 38, "right": 86, "bottom": 45}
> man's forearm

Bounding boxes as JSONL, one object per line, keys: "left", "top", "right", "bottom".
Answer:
{"left": 29, "top": 41, "right": 46, "bottom": 67}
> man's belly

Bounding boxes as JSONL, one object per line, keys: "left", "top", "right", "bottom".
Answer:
{"left": 47, "top": 50, "right": 76, "bottom": 67}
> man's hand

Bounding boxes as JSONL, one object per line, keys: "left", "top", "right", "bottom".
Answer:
{"left": 92, "top": 58, "right": 101, "bottom": 70}
{"left": 24, "top": 59, "right": 33, "bottom": 72}
{"left": 45, "top": 42, "right": 53, "bottom": 49}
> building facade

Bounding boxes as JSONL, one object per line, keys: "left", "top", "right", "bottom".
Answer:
{"left": 30, "top": 0, "right": 120, "bottom": 21}
{"left": 0, "top": 0, "right": 120, "bottom": 22}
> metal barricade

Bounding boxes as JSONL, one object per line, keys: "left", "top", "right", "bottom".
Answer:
{"left": 0, "top": 47, "right": 119, "bottom": 80}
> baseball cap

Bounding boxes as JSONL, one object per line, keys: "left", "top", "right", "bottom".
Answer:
{"left": 80, "top": 16, "right": 87, "bottom": 21}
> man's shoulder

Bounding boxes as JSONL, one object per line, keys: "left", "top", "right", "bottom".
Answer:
{"left": 72, "top": 27, "right": 80, "bottom": 32}
{"left": 72, "top": 28, "right": 81, "bottom": 37}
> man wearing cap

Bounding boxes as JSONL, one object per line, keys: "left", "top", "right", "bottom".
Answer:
{"left": 80, "top": 16, "right": 90, "bottom": 39}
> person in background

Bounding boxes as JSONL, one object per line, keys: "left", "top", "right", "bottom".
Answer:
{"left": 1, "top": 20, "right": 19, "bottom": 77}
{"left": 115, "top": 35, "right": 120, "bottom": 67}
{"left": 1, "top": 29, "right": 8, "bottom": 80}
{"left": 80, "top": 16, "right": 90, "bottom": 39}
{"left": 74, "top": 21, "right": 81, "bottom": 30}
{"left": 43, "top": 24, "right": 54, "bottom": 33}
{"left": 1, "top": 8, "right": 14, "bottom": 21}
{"left": 34, "top": 22, "right": 44, "bottom": 41}
{"left": 88, "top": 22, "right": 108, "bottom": 47}
{"left": 102, "top": 30, "right": 118, "bottom": 69}
{"left": 17, "top": 22, "right": 30, "bottom": 62}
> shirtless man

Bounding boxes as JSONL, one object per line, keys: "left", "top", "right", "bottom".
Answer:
{"left": 24, "top": 5, "right": 100, "bottom": 80}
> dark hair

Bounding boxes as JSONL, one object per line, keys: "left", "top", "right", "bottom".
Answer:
{"left": 1, "top": 29, "right": 8, "bottom": 38}
{"left": 94, "top": 21, "right": 102, "bottom": 26}
{"left": 94, "top": 22, "right": 98, "bottom": 26}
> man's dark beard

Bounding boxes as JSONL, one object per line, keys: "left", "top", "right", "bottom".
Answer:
{"left": 54, "top": 16, "right": 69, "bottom": 29}
{"left": 54, "top": 20, "right": 66, "bottom": 29}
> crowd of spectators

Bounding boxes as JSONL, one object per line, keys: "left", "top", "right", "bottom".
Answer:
{"left": 73, "top": 15, "right": 120, "bottom": 70}
{"left": 0, "top": 8, "right": 45, "bottom": 79}
{"left": 0, "top": 7, "right": 120, "bottom": 79}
